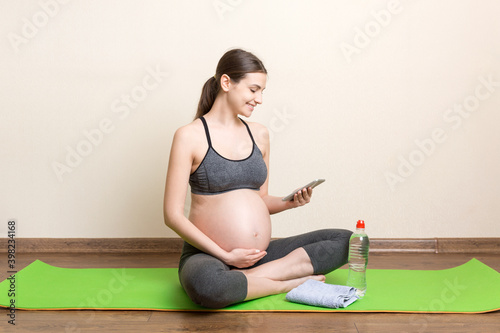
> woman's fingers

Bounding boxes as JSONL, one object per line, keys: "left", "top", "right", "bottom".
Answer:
{"left": 246, "top": 250, "right": 266, "bottom": 266}
{"left": 248, "top": 249, "right": 267, "bottom": 261}
{"left": 230, "top": 249, "right": 267, "bottom": 268}
{"left": 257, "top": 250, "right": 267, "bottom": 259}
{"left": 294, "top": 187, "right": 313, "bottom": 206}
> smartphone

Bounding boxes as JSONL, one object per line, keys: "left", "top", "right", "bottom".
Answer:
{"left": 281, "top": 179, "right": 326, "bottom": 201}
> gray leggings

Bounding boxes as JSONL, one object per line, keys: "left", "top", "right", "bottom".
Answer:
{"left": 178, "top": 228, "right": 353, "bottom": 309}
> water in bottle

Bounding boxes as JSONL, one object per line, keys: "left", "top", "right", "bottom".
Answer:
{"left": 346, "top": 220, "right": 369, "bottom": 298}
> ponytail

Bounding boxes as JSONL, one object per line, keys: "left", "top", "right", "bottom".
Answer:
{"left": 194, "top": 49, "right": 267, "bottom": 120}
{"left": 195, "top": 76, "right": 219, "bottom": 120}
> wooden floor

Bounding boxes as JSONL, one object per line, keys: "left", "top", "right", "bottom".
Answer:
{"left": 1, "top": 252, "right": 499, "bottom": 333}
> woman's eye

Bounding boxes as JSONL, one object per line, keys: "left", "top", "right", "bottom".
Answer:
{"left": 250, "top": 89, "right": 256, "bottom": 93}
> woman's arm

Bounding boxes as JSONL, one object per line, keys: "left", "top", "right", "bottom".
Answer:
{"left": 163, "top": 126, "right": 226, "bottom": 257}
{"left": 163, "top": 124, "right": 266, "bottom": 267}
{"left": 262, "top": 188, "right": 313, "bottom": 214}
{"left": 255, "top": 124, "right": 313, "bottom": 214}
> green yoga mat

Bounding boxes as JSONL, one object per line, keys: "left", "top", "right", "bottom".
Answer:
{"left": 1, "top": 258, "right": 499, "bottom": 313}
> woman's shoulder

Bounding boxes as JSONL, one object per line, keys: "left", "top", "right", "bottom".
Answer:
{"left": 172, "top": 118, "right": 205, "bottom": 144}
{"left": 244, "top": 119, "right": 269, "bottom": 145}
{"left": 242, "top": 119, "right": 267, "bottom": 132}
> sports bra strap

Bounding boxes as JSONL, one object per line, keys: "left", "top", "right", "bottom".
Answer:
{"left": 199, "top": 116, "right": 212, "bottom": 147}
{"left": 200, "top": 116, "right": 256, "bottom": 147}
{"left": 239, "top": 118, "right": 256, "bottom": 145}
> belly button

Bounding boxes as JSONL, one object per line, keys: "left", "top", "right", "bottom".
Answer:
{"left": 253, "top": 232, "right": 259, "bottom": 238}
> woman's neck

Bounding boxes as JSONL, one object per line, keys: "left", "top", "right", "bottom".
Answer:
{"left": 206, "top": 97, "right": 241, "bottom": 127}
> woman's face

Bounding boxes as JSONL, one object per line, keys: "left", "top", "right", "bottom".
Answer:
{"left": 227, "top": 72, "right": 267, "bottom": 118}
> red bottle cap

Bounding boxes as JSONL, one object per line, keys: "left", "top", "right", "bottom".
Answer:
{"left": 356, "top": 220, "right": 365, "bottom": 228}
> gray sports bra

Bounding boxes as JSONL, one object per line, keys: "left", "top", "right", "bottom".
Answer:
{"left": 189, "top": 116, "right": 268, "bottom": 195}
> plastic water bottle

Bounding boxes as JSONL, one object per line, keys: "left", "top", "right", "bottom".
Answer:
{"left": 346, "top": 220, "right": 369, "bottom": 298}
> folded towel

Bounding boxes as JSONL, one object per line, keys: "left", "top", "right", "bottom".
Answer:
{"left": 286, "top": 279, "right": 359, "bottom": 309}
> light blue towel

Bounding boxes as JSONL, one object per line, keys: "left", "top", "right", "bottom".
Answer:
{"left": 286, "top": 279, "right": 359, "bottom": 309}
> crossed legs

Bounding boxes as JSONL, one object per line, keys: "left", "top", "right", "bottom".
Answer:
{"left": 241, "top": 247, "right": 326, "bottom": 301}
{"left": 239, "top": 229, "right": 352, "bottom": 301}
{"left": 178, "top": 229, "right": 352, "bottom": 308}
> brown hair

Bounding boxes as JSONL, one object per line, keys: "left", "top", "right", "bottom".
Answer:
{"left": 194, "top": 49, "right": 267, "bottom": 119}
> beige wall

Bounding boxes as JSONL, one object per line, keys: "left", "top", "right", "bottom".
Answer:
{"left": 1, "top": 0, "right": 499, "bottom": 239}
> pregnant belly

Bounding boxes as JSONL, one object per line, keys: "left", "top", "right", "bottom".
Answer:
{"left": 189, "top": 190, "right": 272, "bottom": 252}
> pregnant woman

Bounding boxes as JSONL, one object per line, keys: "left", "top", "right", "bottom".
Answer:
{"left": 163, "top": 49, "right": 352, "bottom": 308}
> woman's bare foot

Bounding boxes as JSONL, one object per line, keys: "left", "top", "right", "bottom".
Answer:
{"left": 243, "top": 274, "right": 326, "bottom": 301}
{"left": 282, "top": 274, "right": 325, "bottom": 292}
{"left": 232, "top": 248, "right": 316, "bottom": 281}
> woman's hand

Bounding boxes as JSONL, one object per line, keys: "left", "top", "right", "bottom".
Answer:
{"left": 223, "top": 248, "right": 267, "bottom": 268}
{"left": 287, "top": 186, "right": 313, "bottom": 208}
